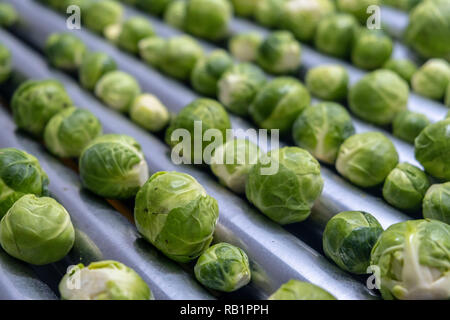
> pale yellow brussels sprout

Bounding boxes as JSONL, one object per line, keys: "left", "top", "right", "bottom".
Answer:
{"left": 305, "top": 65, "right": 349, "bottom": 101}
{"left": 229, "top": 32, "right": 263, "bottom": 63}
{"left": 269, "top": 280, "right": 336, "bottom": 300}
{"left": 130, "top": 94, "right": 170, "bottom": 132}
{"left": 411, "top": 59, "right": 450, "bottom": 100}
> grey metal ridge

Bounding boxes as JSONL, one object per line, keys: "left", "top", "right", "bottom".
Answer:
{"left": 0, "top": 27, "right": 377, "bottom": 300}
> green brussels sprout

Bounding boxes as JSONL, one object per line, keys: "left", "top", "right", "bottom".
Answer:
{"left": 323, "top": 211, "right": 383, "bottom": 274}
{"left": 138, "top": 36, "right": 166, "bottom": 67}
{"left": 43, "top": 107, "right": 103, "bottom": 158}
{"left": 446, "top": 83, "right": 450, "bottom": 107}
{"left": 159, "top": 36, "right": 204, "bottom": 81}
{"left": 351, "top": 29, "right": 393, "bottom": 70}
{"left": 79, "top": 52, "right": 117, "bottom": 91}
{"left": 411, "top": 59, "right": 450, "bottom": 100}
{"left": 63, "top": 0, "right": 96, "bottom": 12}
{"left": 423, "top": 183, "right": 450, "bottom": 224}
{"left": 256, "top": 31, "right": 302, "bottom": 75}
{"left": 218, "top": 63, "right": 267, "bottom": 116}
{"left": 84, "top": 0, "right": 124, "bottom": 34}
{"left": 246, "top": 147, "right": 324, "bottom": 225}
{"left": 95, "top": 71, "right": 141, "bottom": 112}
{"left": 0, "top": 194, "right": 75, "bottom": 265}
{"left": 191, "top": 49, "right": 234, "bottom": 96}
{"left": 349, "top": 70, "right": 409, "bottom": 125}
{"left": 136, "top": 0, "right": 172, "bottom": 15}
{"left": 45, "top": 33, "right": 87, "bottom": 71}
{"left": 135, "top": 171, "right": 219, "bottom": 263}
{"left": 165, "top": 98, "right": 231, "bottom": 164}
{"left": 79, "top": 134, "right": 149, "bottom": 199}
{"left": 405, "top": 0, "right": 450, "bottom": 61}
{"left": 392, "top": 110, "right": 430, "bottom": 143}
{"left": 292, "top": 103, "right": 355, "bottom": 164}
{"left": 210, "top": 139, "right": 261, "bottom": 194}
{"left": 280, "top": 0, "right": 335, "bottom": 42}
{"left": 11, "top": 79, "right": 73, "bottom": 136}
{"left": 336, "top": 132, "right": 399, "bottom": 188}
{"left": 249, "top": 77, "right": 310, "bottom": 135}
{"left": 230, "top": 0, "right": 260, "bottom": 17}
{"left": 194, "top": 243, "right": 251, "bottom": 292}
{"left": 130, "top": 94, "right": 170, "bottom": 132}
{"left": 415, "top": 119, "right": 450, "bottom": 180}
{"left": 38, "top": 0, "right": 66, "bottom": 11}
{"left": 0, "top": 148, "right": 49, "bottom": 218}
{"left": 305, "top": 65, "right": 349, "bottom": 101}
{"left": 371, "top": 219, "right": 450, "bottom": 300}
{"left": 255, "top": 0, "right": 286, "bottom": 28}
{"left": 336, "top": 0, "right": 380, "bottom": 24}
{"left": 105, "top": 17, "right": 155, "bottom": 54}
{"left": 229, "top": 32, "right": 263, "bottom": 63}
{"left": 269, "top": 280, "right": 336, "bottom": 300}
{"left": 59, "top": 260, "right": 152, "bottom": 300}
{"left": 314, "top": 13, "right": 359, "bottom": 59}
{"left": 383, "top": 58, "right": 418, "bottom": 83}
{"left": 382, "top": 162, "right": 430, "bottom": 212}
{"left": 382, "top": 0, "right": 422, "bottom": 11}
{"left": 0, "top": 44, "right": 12, "bottom": 84}
{"left": 0, "top": 3, "right": 18, "bottom": 27}
{"left": 184, "top": 0, "right": 232, "bottom": 41}
{"left": 163, "top": 0, "right": 187, "bottom": 30}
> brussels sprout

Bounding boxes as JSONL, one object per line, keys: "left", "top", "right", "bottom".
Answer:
{"left": 255, "top": 0, "right": 286, "bottom": 28}
{"left": 411, "top": 59, "right": 450, "bottom": 100}
{"left": 105, "top": 17, "right": 155, "bottom": 54}
{"left": 292, "top": 103, "right": 355, "bottom": 164}
{"left": 256, "top": 31, "right": 301, "bottom": 75}
{"left": 351, "top": 29, "right": 393, "bottom": 70}
{"left": 349, "top": 70, "right": 409, "bottom": 125}
{"left": 84, "top": 0, "right": 123, "bottom": 33}
{"left": 336, "top": 0, "right": 380, "bottom": 24}
{"left": 0, "top": 44, "right": 12, "bottom": 84}
{"left": 382, "top": 0, "right": 422, "bottom": 11}
{"left": 139, "top": 36, "right": 166, "bottom": 67}
{"left": 446, "top": 84, "right": 450, "bottom": 107}
{"left": 415, "top": 119, "right": 450, "bottom": 180}
{"left": 218, "top": 63, "right": 267, "bottom": 116}
{"left": 79, "top": 134, "right": 149, "bottom": 199}
{"left": 383, "top": 58, "right": 418, "bottom": 83}
{"left": 230, "top": 0, "right": 260, "bottom": 17}
{"left": 136, "top": 0, "right": 172, "bottom": 15}
{"left": 0, "top": 3, "right": 18, "bottom": 27}
{"left": 194, "top": 243, "right": 251, "bottom": 292}
{"left": 323, "top": 211, "right": 383, "bottom": 274}
{"left": 0, "top": 148, "right": 49, "bottom": 218}
{"left": 163, "top": 0, "right": 187, "bottom": 29}
{"left": 280, "top": 0, "right": 335, "bottom": 42}
{"left": 423, "top": 183, "right": 450, "bottom": 224}
{"left": 159, "top": 36, "right": 204, "bottom": 81}
{"left": 45, "top": 33, "right": 87, "bottom": 71}
{"left": 336, "top": 132, "right": 399, "bottom": 188}
{"left": 95, "top": 71, "right": 141, "bottom": 112}
{"left": 246, "top": 147, "right": 324, "bottom": 224}
{"left": 0, "top": 194, "right": 75, "bottom": 265}
{"left": 11, "top": 79, "right": 72, "bottom": 136}
{"left": 392, "top": 110, "right": 430, "bottom": 143}
{"left": 38, "top": 0, "right": 66, "bottom": 11}
{"left": 314, "top": 13, "right": 359, "bottom": 59}
{"left": 191, "top": 50, "right": 234, "bottom": 96}
{"left": 63, "top": 0, "right": 95, "bottom": 12}
{"left": 59, "top": 260, "right": 152, "bottom": 300}
{"left": 269, "top": 280, "right": 336, "bottom": 300}
{"left": 135, "top": 171, "right": 219, "bottom": 262}
{"left": 43, "top": 107, "right": 102, "bottom": 158}
{"left": 249, "top": 77, "right": 310, "bottom": 135}
{"left": 305, "top": 65, "right": 349, "bottom": 101}
{"left": 165, "top": 98, "right": 231, "bottom": 164}
{"left": 79, "top": 52, "right": 117, "bottom": 91}
{"left": 405, "top": 0, "right": 450, "bottom": 61}
{"left": 210, "top": 139, "right": 261, "bottom": 194}
{"left": 130, "top": 94, "right": 170, "bottom": 132}
{"left": 184, "top": 0, "right": 232, "bottom": 41}
{"left": 382, "top": 162, "right": 430, "bottom": 212}
{"left": 229, "top": 32, "right": 263, "bottom": 63}
{"left": 371, "top": 219, "right": 450, "bottom": 300}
